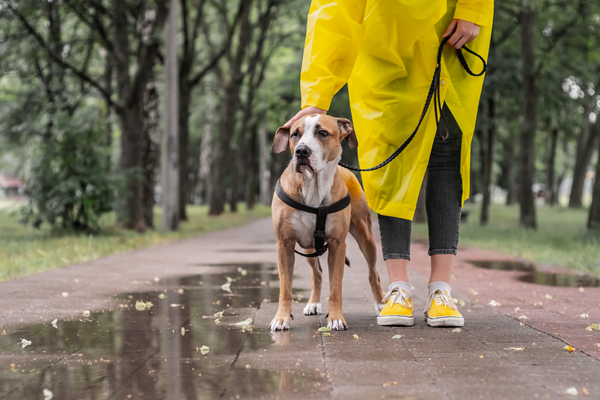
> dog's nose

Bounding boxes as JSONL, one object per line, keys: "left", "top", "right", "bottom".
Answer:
{"left": 295, "top": 145, "right": 312, "bottom": 158}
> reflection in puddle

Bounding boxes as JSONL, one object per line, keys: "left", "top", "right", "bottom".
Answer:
{"left": 468, "top": 260, "right": 600, "bottom": 287}
{"left": 0, "top": 263, "right": 323, "bottom": 400}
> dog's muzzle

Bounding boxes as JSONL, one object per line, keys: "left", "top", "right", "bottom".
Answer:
{"left": 294, "top": 145, "right": 314, "bottom": 172}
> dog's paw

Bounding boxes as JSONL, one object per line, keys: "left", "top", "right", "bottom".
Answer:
{"left": 303, "top": 302, "right": 321, "bottom": 316}
{"left": 327, "top": 317, "right": 347, "bottom": 331}
{"left": 269, "top": 315, "right": 291, "bottom": 331}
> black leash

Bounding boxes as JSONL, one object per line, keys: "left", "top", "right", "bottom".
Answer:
{"left": 275, "top": 179, "right": 351, "bottom": 258}
{"left": 338, "top": 35, "right": 486, "bottom": 172}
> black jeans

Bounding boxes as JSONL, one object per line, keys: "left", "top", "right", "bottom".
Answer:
{"left": 378, "top": 105, "right": 462, "bottom": 260}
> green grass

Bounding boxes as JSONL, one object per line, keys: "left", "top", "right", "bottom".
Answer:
{"left": 412, "top": 203, "right": 600, "bottom": 275}
{"left": 0, "top": 203, "right": 271, "bottom": 282}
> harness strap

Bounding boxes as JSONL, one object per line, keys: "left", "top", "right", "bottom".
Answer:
{"left": 275, "top": 179, "right": 351, "bottom": 258}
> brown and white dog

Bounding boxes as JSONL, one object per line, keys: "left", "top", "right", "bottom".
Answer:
{"left": 270, "top": 114, "right": 385, "bottom": 331}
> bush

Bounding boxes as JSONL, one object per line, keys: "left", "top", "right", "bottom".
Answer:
{"left": 21, "top": 109, "right": 122, "bottom": 232}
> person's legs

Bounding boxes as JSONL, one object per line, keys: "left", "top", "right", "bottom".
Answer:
{"left": 424, "top": 104, "right": 464, "bottom": 327}
{"left": 378, "top": 214, "right": 411, "bottom": 285}
{"left": 377, "top": 215, "right": 414, "bottom": 326}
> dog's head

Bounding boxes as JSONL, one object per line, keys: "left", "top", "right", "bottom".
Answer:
{"left": 271, "top": 114, "right": 358, "bottom": 174}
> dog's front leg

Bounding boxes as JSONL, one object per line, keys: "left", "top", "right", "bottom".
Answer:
{"left": 270, "top": 239, "right": 295, "bottom": 331}
{"left": 326, "top": 238, "right": 348, "bottom": 330}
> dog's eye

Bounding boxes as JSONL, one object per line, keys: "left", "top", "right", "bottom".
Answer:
{"left": 317, "top": 129, "right": 329, "bottom": 138}
{"left": 291, "top": 130, "right": 299, "bottom": 138}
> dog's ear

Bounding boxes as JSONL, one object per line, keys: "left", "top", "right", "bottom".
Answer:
{"left": 337, "top": 118, "right": 358, "bottom": 150}
{"left": 272, "top": 126, "right": 290, "bottom": 154}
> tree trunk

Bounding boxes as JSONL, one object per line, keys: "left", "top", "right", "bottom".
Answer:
{"left": 518, "top": 8, "right": 537, "bottom": 229}
{"left": 245, "top": 124, "right": 258, "bottom": 210}
{"left": 569, "top": 112, "right": 598, "bottom": 208}
{"left": 229, "top": 141, "right": 243, "bottom": 213}
{"left": 480, "top": 96, "right": 495, "bottom": 225}
{"left": 208, "top": 0, "right": 253, "bottom": 216}
{"left": 142, "top": 72, "right": 160, "bottom": 229}
{"left": 162, "top": 0, "right": 180, "bottom": 231}
{"left": 258, "top": 122, "right": 271, "bottom": 205}
{"left": 545, "top": 127, "right": 559, "bottom": 206}
{"left": 588, "top": 136, "right": 600, "bottom": 229}
{"left": 178, "top": 81, "right": 191, "bottom": 220}
{"left": 195, "top": 82, "right": 214, "bottom": 205}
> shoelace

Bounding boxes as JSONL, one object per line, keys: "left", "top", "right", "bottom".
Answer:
{"left": 382, "top": 289, "right": 412, "bottom": 309}
{"left": 424, "top": 290, "right": 457, "bottom": 314}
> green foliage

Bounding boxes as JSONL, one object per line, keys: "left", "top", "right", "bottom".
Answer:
{"left": 20, "top": 108, "right": 121, "bottom": 232}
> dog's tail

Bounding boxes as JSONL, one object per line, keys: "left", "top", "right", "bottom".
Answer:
{"left": 345, "top": 256, "right": 351, "bottom": 267}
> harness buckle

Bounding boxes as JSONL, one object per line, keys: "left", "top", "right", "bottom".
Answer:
{"left": 314, "top": 230, "right": 326, "bottom": 239}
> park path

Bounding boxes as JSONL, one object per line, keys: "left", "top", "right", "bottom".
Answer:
{"left": 0, "top": 217, "right": 599, "bottom": 399}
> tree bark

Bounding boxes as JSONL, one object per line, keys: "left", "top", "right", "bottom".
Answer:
{"left": 480, "top": 95, "right": 495, "bottom": 225}
{"left": 245, "top": 123, "right": 258, "bottom": 210}
{"left": 195, "top": 82, "right": 214, "bottom": 205}
{"left": 178, "top": 79, "right": 191, "bottom": 220}
{"left": 545, "top": 127, "right": 559, "bottom": 206}
{"left": 258, "top": 122, "right": 271, "bottom": 205}
{"left": 569, "top": 109, "right": 598, "bottom": 208}
{"left": 142, "top": 72, "right": 159, "bottom": 229}
{"left": 162, "top": 0, "right": 180, "bottom": 231}
{"left": 518, "top": 7, "right": 537, "bottom": 229}
{"left": 209, "top": 0, "right": 253, "bottom": 216}
{"left": 588, "top": 136, "right": 600, "bottom": 229}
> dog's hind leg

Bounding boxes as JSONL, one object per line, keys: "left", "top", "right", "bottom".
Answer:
{"left": 349, "top": 217, "right": 385, "bottom": 312}
{"left": 303, "top": 253, "right": 322, "bottom": 315}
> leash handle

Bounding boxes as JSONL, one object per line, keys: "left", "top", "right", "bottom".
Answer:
{"left": 339, "top": 36, "right": 486, "bottom": 172}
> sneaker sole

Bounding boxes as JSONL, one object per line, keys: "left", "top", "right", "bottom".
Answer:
{"left": 377, "top": 315, "right": 415, "bottom": 326}
{"left": 426, "top": 315, "right": 464, "bottom": 327}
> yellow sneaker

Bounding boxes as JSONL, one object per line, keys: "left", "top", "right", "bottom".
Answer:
{"left": 425, "top": 289, "right": 464, "bottom": 327}
{"left": 377, "top": 288, "right": 415, "bottom": 326}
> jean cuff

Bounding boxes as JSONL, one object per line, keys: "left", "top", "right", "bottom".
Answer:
{"left": 383, "top": 253, "right": 410, "bottom": 261}
{"left": 428, "top": 249, "right": 457, "bottom": 256}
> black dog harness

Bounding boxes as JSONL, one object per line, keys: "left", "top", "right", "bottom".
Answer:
{"left": 275, "top": 179, "right": 350, "bottom": 258}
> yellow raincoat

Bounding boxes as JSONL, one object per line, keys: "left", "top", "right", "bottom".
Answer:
{"left": 300, "top": 0, "right": 493, "bottom": 220}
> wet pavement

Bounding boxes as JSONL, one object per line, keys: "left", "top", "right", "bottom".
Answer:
{"left": 1, "top": 218, "right": 600, "bottom": 399}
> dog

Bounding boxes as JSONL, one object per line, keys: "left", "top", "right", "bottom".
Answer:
{"left": 270, "top": 114, "right": 385, "bottom": 331}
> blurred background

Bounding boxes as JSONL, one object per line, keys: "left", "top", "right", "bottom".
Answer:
{"left": 0, "top": 0, "right": 599, "bottom": 280}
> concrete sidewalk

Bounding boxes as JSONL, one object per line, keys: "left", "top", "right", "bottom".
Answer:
{"left": 0, "top": 218, "right": 599, "bottom": 399}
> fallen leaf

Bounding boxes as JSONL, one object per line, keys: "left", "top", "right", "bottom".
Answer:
{"left": 514, "top": 307, "right": 521, "bottom": 312}
{"left": 214, "top": 319, "right": 221, "bottom": 325}
{"left": 62, "top": 292, "right": 69, "bottom": 297}
{"left": 235, "top": 318, "right": 253, "bottom": 326}
{"left": 382, "top": 381, "right": 397, "bottom": 387}
{"left": 564, "top": 345, "right": 575, "bottom": 352}
{"left": 586, "top": 324, "right": 600, "bottom": 331}
{"left": 170, "top": 304, "right": 182, "bottom": 307}
{"left": 520, "top": 322, "right": 525, "bottom": 326}
{"left": 488, "top": 300, "right": 501, "bottom": 307}
{"left": 579, "top": 287, "right": 585, "bottom": 292}
{"left": 158, "top": 294, "right": 166, "bottom": 299}
{"left": 317, "top": 327, "right": 332, "bottom": 332}
{"left": 226, "top": 276, "right": 233, "bottom": 283}
{"left": 43, "top": 388, "right": 53, "bottom": 400}
{"left": 135, "top": 301, "right": 146, "bottom": 311}
{"left": 221, "top": 282, "right": 232, "bottom": 293}
{"left": 518, "top": 315, "right": 529, "bottom": 320}
{"left": 200, "top": 345, "right": 209, "bottom": 355}
{"left": 579, "top": 313, "right": 589, "bottom": 318}
{"left": 534, "top": 302, "right": 543, "bottom": 306}
{"left": 145, "top": 302, "right": 153, "bottom": 309}
{"left": 565, "top": 387, "right": 578, "bottom": 396}
{"left": 582, "top": 388, "right": 589, "bottom": 396}
{"left": 181, "top": 327, "right": 186, "bottom": 336}
{"left": 452, "top": 328, "right": 462, "bottom": 333}
{"left": 154, "top": 277, "right": 159, "bottom": 282}
{"left": 479, "top": 355, "right": 484, "bottom": 359}
{"left": 392, "top": 335, "right": 402, "bottom": 339}
{"left": 177, "top": 289, "right": 184, "bottom": 294}
{"left": 51, "top": 319, "right": 58, "bottom": 329}
{"left": 545, "top": 294, "right": 553, "bottom": 299}
{"left": 322, "top": 332, "right": 331, "bottom": 336}
{"left": 504, "top": 347, "right": 524, "bottom": 351}
{"left": 353, "top": 334, "right": 361, "bottom": 340}
{"left": 214, "top": 311, "right": 224, "bottom": 318}
{"left": 21, "top": 338, "right": 32, "bottom": 349}
{"left": 240, "top": 269, "right": 248, "bottom": 276}
{"left": 469, "top": 289, "right": 478, "bottom": 295}
{"left": 82, "top": 310, "right": 90, "bottom": 317}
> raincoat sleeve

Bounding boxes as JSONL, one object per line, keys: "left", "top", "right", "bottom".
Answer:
{"left": 454, "top": 0, "right": 493, "bottom": 26}
{"left": 300, "top": 0, "right": 367, "bottom": 111}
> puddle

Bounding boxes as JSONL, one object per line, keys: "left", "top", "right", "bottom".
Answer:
{"left": 468, "top": 260, "right": 600, "bottom": 287}
{"left": 0, "top": 263, "right": 322, "bottom": 400}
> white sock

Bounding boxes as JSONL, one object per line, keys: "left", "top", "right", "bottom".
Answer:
{"left": 388, "top": 281, "right": 411, "bottom": 296}
{"left": 428, "top": 281, "right": 451, "bottom": 296}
